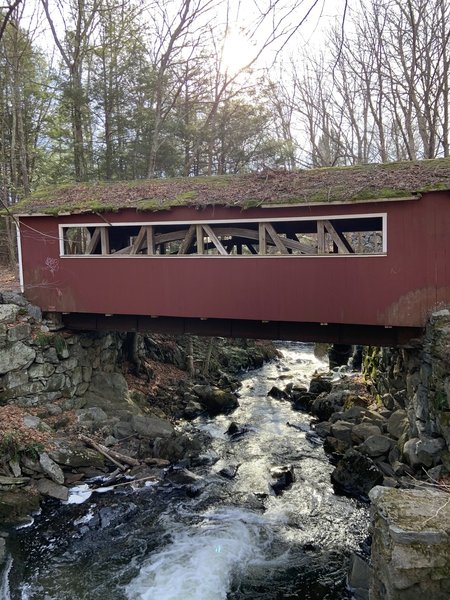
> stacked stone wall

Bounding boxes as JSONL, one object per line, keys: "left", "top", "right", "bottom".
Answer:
{"left": 0, "top": 293, "right": 126, "bottom": 410}
{"left": 363, "top": 310, "right": 450, "bottom": 475}
{"left": 369, "top": 486, "right": 450, "bottom": 600}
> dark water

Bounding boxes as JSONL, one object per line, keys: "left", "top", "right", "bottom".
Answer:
{"left": 2, "top": 343, "right": 369, "bottom": 599}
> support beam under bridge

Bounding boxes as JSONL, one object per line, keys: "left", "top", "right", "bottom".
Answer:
{"left": 61, "top": 313, "right": 423, "bottom": 347}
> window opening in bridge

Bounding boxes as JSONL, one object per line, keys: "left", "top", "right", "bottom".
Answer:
{"left": 61, "top": 215, "right": 385, "bottom": 257}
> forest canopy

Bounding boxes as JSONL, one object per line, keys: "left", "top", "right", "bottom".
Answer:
{"left": 1, "top": 0, "right": 449, "bottom": 207}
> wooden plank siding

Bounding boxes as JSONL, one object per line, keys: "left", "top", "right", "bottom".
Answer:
{"left": 17, "top": 192, "right": 450, "bottom": 331}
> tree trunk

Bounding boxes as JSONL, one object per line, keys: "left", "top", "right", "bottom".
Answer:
{"left": 125, "top": 332, "right": 140, "bottom": 372}
{"left": 5, "top": 218, "right": 17, "bottom": 268}
{"left": 71, "top": 69, "right": 87, "bottom": 181}
{"left": 202, "top": 337, "right": 215, "bottom": 376}
{"left": 186, "top": 335, "right": 195, "bottom": 378}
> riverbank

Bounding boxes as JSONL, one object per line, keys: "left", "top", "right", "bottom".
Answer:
{"left": 3, "top": 342, "right": 369, "bottom": 600}
{"left": 272, "top": 366, "right": 450, "bottom": 500}
{"left": 0, "top": 291, "right": 279, "bottom": 526}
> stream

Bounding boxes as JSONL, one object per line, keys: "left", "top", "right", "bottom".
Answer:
{"left": 2, "top": 342, "right": 369, "bottom": 599}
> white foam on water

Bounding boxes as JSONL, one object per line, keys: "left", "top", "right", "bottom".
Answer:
{"left": 63, "top": 484, "right": 92, "bottom": 505}
{"left": 73, "top": 507, "right": 96, "bottom": 526}
{"left": 15, "top": 517, "right": 35, "bottom": 529}
{"left": 93, "top": 485, "right": 115, "bottom": 494}
{"left": 125, "top": 509, "right": 273, "bottom": 600}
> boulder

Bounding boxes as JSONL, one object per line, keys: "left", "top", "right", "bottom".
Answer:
{"left": 308, "top": 375, "right": 332, "bottom": 395}
{"left": 292, "top": 392, "right": 317, "bottom": 411}
{"left": 21, "top": 456, "right": 43, "bottom": 474}
{"left": 1, "top": 293, "right": 27, "bottom": 307}
{"left": 0, "top": 304, "right": 19, "bottom": 324}
{"left": 381, "top": 393, "right": 395, "bottom": 410}
{"left": 409, "top": 436, "right": 446, "bottom": 468}
{"left": 331, "top": 448, "right": 383, "bottom": 498}
{"left": 437, "top": 412, "right": 450, "bottom": 448}
{"left": 44, "top": 373, "right": 66, "bottom": 393}
{"left": 291, "top": 383, "right": 308, "bottom": 395}
{"left": 402, "top": 438, "right": 421, "bottom": 468}
{"left": 324, "top": 436, "right": 351, "bottom": 455}
{"left": 347, "top": 553, "right": 371, "bottom": 600}
{"left": 387, "top": 410, "right": 409, "bottom": 439}
{"left": 313, "top": 421, "right": 332, "bottom": 438}
{"left": 218, "top": 463, "right": 240, "bottom": 479}
{"left": 359, "top": 435, "right": 392, "bottom": 458}
{"left": 49, "top": 440, "right": 104, "bottom": 469}
{"left": 369, "top": 487, "right": 450, "bottom": 599}
{"left": 36, "top": 478, "right": 69, "bottom": 501}
{"left": 7, "top": 323, "right": 32, "bottom": 343}
{"left": 131, "top": 415, "right": 174, "bottom": 439}
{"left": 3, "top": 370, "right": 28, "bottom": 389}
{"left": 103, "top": 435, "right": 118, "bottom": 447}
{"left": 226, "top": 422, "right": 251, "bottom": 439}
{"left": 45, "top": 404, "right": 63, "bottom": 416}
{"left": 165, "top": 467, "right": 201, "bottom": 485}
{"left": 9, "top": 459, "right": 21, "bottom": 477}
{"left": 427, "top": 465, "right": 448, "bottom": 481}
{"left": 328, "top": 344, "right": 352, "bottom": 369}
{"left": 270, "top": 464, "right": 295, "bottom": 495}
{"left": 311, "top": 391, "right": 348, "bottom": 421}
{"left": 75, "top": 407, "right": 109, "bottom": 424}
{"left": 83, "top": 372, "right": 140, "bottom": 418}
{"left": 352, "top": 423, "right": 382, "bottom": 443}
{"left": 39, "top": 452, "right": 65, "bottom": 485}
{"left": 183, "top": 400, "right": 204, "bottom": 420}
{"left": 192, "top": 385, "right": 239, "bottom": 415}
{"left": 375, "top": 461, "right": 396, "bottom": 478}
{"left": 330, "top": 412, "right": 345, "bottom": 423}
{"left": 390, "top": 460, "right": 411, "bottom": 477}
{"left": 152, "top": 433, "right": 201, "bottom": 463}
{"left": 268, "top": 386, "right": 288, "bottom": 400}
{"left": 341, "top": 406, "right": 368, "bottom": 422}
{"left": 330, "top": 421, "right": 354, "bottom": 444}
{"left": 0, "top": 342, "right": 35, "bottom": 375}
{"left": 114, "top": 421, "right": 135, "bottom": 439}
{"left": 360, "top": 410, "right": 386, "bottom": 428}
{"left": 0, "top": 489, "right": 40, "bottom": 524}
{"left": 22, "top": 415, "right": 52, "bottom": 432}
{"left": 226, "top": 421, "right": 241, "bottom": 436}
{"left": 0, "top": 476, "right": 29, "bottom": 486}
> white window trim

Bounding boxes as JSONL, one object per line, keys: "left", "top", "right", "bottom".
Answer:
{"left": 58, "top": 212, "right": 388, "bottom": 258}
{"left": 16, "top": 221, "right": 24, "bottom": 292}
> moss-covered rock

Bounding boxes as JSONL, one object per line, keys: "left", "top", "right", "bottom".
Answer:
{"left": 369, "top": 487, "right": 450, "bottom": 599}
{"left": 0, "top": 487, "right": 40, "bottom": 525}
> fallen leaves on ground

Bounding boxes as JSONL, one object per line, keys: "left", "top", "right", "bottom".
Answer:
{"left": 0, "top": 405, "right": 52, "bottom": 453}
{"left": 0, "top": 264, "right": 20, "bottom": 292}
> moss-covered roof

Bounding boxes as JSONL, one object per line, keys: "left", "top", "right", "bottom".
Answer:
{"left": 12, "top": 158, "right": 450, "bottom": 216}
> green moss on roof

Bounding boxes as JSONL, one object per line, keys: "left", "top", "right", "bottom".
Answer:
{"left": 11, "top": 157, "right": 450, "bottom": 216}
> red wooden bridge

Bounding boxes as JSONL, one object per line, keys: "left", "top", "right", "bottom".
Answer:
{"left": 13, "top": 160, "right": 450, "bottom": 345}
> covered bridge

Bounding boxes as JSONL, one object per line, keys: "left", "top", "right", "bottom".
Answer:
{"left": 11, "top": 159, "right": 450, "bottom": 345}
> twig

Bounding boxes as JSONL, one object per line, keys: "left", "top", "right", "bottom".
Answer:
{"left": 97, "top": 475, "right": 159, "bottom": 490}
{"left": 421, "top": 496, "right": 450, "bottom": 527}
{"left": 79, "top": 434, "right": 140, "bottom": 470}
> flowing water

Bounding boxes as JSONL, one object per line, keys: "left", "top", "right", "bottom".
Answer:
{"left": 2, "top": 343, "right": 369, "bottom": 600}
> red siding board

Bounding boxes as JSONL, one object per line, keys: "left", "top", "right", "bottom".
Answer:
{"left": 19, "top": 194, "right": 450, "bottom": 329}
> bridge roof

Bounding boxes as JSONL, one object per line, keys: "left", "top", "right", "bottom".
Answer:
{"left": 12, "top": 157, "right": 450, "bottom": 216}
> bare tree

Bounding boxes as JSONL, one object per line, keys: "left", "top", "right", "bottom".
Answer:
{"left": 145, "top": 0, "right": 219, "bottom": 178}
{"left": 0, "top": 0, "right": 23, "bottom": 43}
{"left": 41, "top": 0, "right": 99, "bottom": 181}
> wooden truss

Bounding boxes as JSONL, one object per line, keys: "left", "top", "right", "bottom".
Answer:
{"left": 65, "top": 218, "right": 381, "bottom": 256}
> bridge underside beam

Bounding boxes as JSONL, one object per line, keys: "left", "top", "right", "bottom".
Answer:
{"left": 61, "top": 313, "right": 423, "bottom": 347}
